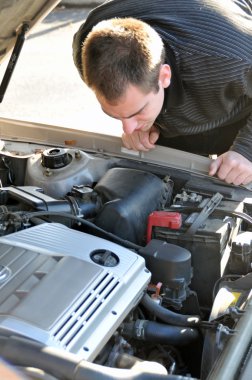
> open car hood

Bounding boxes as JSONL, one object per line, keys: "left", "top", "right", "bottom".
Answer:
{"left": 0, "top": 0, "right": 60, "bottom": 64}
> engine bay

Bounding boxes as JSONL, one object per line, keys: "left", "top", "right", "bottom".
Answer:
{"left": 0, "top": 142, "right": 252, "bottom": 380}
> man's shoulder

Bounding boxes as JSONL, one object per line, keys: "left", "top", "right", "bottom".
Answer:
{"left": 73, "top": 0, "right": 252, "bottom": 76}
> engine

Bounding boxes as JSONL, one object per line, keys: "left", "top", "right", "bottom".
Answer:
{"left": 0, "top": 146, "right": 252, "bottom": 379}
{"left": 0, "top": 223, "right": 150, "bottom": 361}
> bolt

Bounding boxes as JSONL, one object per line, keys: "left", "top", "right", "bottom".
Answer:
{"left": 44, "top": 168, "right": 52, "bottom": 177}
{"left": 75, "top": 150, "right": 81, "bottom": 159}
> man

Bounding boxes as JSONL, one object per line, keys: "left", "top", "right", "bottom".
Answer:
{"left": 73, "top": 0, "right": 252, "bottom": 186}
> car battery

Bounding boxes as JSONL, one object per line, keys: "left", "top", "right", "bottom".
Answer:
{"left": 147, "top": 195, "right": 244, "bottom": 309}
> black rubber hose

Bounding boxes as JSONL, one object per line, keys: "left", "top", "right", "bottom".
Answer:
{"left": 23, "top": 210, "right": 141, "bottom": 250}
{"left": 122, "top": 320, "right": 199, "bottom": 346}
{"left": 0, "top": 336, "right": 198, "bottom": 380}
{"left": 141, "top": 294, "right": 200, "bottom": 327}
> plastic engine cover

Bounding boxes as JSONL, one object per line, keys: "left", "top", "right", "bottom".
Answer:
{"left": 0, "top": 223, "right": 150, "bottom": 361}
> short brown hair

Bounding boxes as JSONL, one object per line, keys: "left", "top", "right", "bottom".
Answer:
{"left": 81, "top": 18, "right": 165, "bottom": 102}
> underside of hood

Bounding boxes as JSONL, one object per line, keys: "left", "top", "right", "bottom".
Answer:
{"left": 0, "top": 0, "right": 61, "bottom": 64}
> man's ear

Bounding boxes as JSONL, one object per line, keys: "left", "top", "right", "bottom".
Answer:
{"left": 159, "top": 64, "right": 171, "bottom": 88}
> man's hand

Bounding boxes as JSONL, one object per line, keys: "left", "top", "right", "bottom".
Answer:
{"left": 122, "top": 125, "right": 160, "bottom": 151}
{"left": 209, "top": 151, "right": 252, "bottom": 185}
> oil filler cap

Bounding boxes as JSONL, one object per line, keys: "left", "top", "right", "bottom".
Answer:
{"left": 90, "top": 249, "right": 119, "bottom": 267}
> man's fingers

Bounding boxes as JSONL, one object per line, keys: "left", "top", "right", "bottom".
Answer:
{"left": 209, "top": 156, "right": 222, "bottom": 176}
{"left": 149, "top": 128, "right": 160, "bottom": 145}
{"left": 232, "top": 172, "right": 252, "bottom": 186}
{"left": 209, "top": 151, "right": 252, "bottom": 185}
{"left": 121, "top": 133, "right": 133, "bottom": 150}
{"left": 122, "top": 133, "right": 150, "bottom": 151}
{"left": 122, "top": 128, "right": 159, "bottom": 151}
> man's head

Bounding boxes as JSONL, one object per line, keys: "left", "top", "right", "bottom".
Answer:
{"left": 77, "top": 17, "right": 171, "bottom": 134}
{"left": 81, "top": 17, "right": 167, "bottom": 99}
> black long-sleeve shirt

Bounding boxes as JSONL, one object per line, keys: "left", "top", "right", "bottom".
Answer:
{"left": 73, "top": 0, "right": 252, "bottom": 160}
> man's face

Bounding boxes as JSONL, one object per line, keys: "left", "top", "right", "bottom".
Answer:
{"left": 97, "top": 84, "right": 165, "bottom": 134}
{"left": 96, "top": 64, "right": 171, "bottom": 135}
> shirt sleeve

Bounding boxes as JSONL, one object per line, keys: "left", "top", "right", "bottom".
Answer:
{"left": 230, "top": 66, "right": 252, "bottom": 161}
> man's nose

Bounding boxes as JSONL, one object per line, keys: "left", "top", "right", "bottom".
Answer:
{"left": 121, "top": 118, "right": 138, "bottom": 134}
